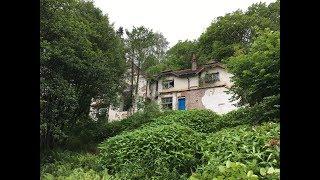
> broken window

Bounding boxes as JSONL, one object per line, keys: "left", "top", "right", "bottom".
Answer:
{"left": 161, "top": 97, "right": 173, "bottom": 109}
{"left": 162, "top": 80, "right": 174, "bottom": 89}
{"left": 204, "top": 72, "right": 220, "bottom": 83}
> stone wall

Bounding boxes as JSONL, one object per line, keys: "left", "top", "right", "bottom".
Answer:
{"left": 179, "top": 89, "right": 206, "bottom": 110}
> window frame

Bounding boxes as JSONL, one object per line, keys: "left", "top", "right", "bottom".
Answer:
{"left": 162, "top": 79, "right": 174, "bottom": 89}
{"left": 204, "top": 72, "right": 220, "bottom": 83}
{"left": 161, "top": 97, "right": 173, "bottom": 109}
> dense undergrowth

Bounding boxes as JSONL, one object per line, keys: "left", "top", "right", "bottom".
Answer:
{"left": 41, "top": 102, "right": 279, "bottom": 180}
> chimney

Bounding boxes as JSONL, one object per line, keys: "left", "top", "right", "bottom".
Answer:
{"left": 191, "top": 54, "right": 197, "bottom": 71}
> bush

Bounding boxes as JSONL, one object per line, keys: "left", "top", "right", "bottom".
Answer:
{"left": 41, "top": 168, "right": 114, "bottom": 180}
{"left": 207, "top": 94, "right": 280, "bottom": 133}
{"left": 104, "top": 102, "right": 172, "bottom": 138}
{"left": 193, "top": 122, "right": 280, "bottom": 179}
{"left": 190, "top": 161, "right": 259, "bottom": 180}
{"left": 98, "top": 123, "right": 205, "bottom": 178}
{"left": 41, "top": 150, "right": 101, "bottom": 177}
{"left": 141, "top": 109, "right": 220, "bottom": 133}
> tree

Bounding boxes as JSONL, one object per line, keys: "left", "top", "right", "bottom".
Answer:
{"left": 125, "top": 26, "right": 168, "bottom": 112}
{"left": 197, "top": 0, "right": 280, "bottom": 62}
{"left": 40, "top": 0, "right": 126, "bottom": 149}
{"left": 164, "top": 40, "right": 199, "bottom": 70}
{"left": 226, "top": 29, "right": 279, "bottom": 106}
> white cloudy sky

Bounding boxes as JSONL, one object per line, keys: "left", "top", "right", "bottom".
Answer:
{"left": 93, "top": 0, "right": 276, "bottom": 47}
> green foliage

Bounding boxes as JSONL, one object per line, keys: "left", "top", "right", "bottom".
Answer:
{"left": 216, "top": 94, "right": 280, "bottom": 129}
{"left": 41, "top": 150, "right": 101, "bottom": 177}
{"left": 194, "top": 122, "right": 279, "bottom": 179}
{"left": 226, "top": 29, "right": 280, "bottom": 106}
{"left": 104, "top": 101, "right": 166, "bottom": 138}
{"left": 197, "top": 0, "right": 279, "bottom": 62}
{"left": 142, "top": 109, "right": 220, "bottom": 133}
{"left": 190, "top": 161, "right": 259, "bottom": 180}
{"left": 65, "top": 117, "right": 110, "bottom": 150}
{"left": 258, "top": 166, "right": 280, "bottom": 179}
{"left": 40, "top": 0, "right": 126, "bottom": 149}
{"left": 141, "top": 106, "right": 278, "bottom": 135}
{"left": 42, "top": 168, "right": 113, "bottom": 180}
{"left": 164, "top": 40, "right": 199, "bottom": 70}
{"left": 125, "top": 26, "right": 169, "bottom": 71}
{"left": 41, "top": 108, "right": 280, "bottom": 179}
{"left": 98, "top": 123, "right": 205, "bottom": 178}
{"left": 145, "top": 63, "right": 167, "bottom": 80}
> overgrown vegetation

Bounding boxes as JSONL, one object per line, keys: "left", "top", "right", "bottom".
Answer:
{"left": 192, "top": 122, "right": 280, "bottom": 179}
{"left": 141, "top": 109, "right": 220, "bottom": 133}
{"left": 103, "top": 101, "right": 171, "bottom": 138}
{"left": 99, "top": 123, "right": 204, "bottom": 178}
{"left": 42, "top": 106, "right": 280, "bottom": 179}
{"left": 40, "top": 0, "right": 126, "bottom": 149}
{"left": 40, "top": 0, "right": 280, "bottom": 179}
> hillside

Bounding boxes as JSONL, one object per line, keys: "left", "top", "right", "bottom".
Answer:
{"left": 41, "top": 107, "right": 279, "bottom": 179}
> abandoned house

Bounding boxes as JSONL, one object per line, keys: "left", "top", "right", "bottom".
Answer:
{"left": 148, "top": 55, "right": 238, "bottom": 113}
{"left": 90, "top": 55, "right": 239, "bottom": 121}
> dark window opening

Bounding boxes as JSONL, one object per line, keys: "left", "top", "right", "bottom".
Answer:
{"left": 204, "top": 72, "right": 220, "bottom": 83}
{"left": 161, "top": 97, "right": 173, "bottom": 109}
{"left": 162, "top": 80, "right": 174, "bottom": 89}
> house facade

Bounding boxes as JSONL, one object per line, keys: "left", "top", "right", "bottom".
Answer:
{"left": 146, "top": 55, "right": 238, "bottom": 114}
{"left": 91, "top": 55, "right": 238, "bottom": 121}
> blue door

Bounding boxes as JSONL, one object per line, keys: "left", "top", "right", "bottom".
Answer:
{"left": 178, "top": 98, "right": 186, "bottom": 110}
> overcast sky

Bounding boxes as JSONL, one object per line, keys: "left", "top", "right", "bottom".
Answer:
{"left": 93, "top": 0, "right": 276, "bottom": 47}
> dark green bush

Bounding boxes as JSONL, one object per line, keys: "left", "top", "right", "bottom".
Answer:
{"left": 41, "top": 150, "right": 101, "bottom": 177}
{"left": 98, "top": 123, "right": 205, "bottom": 178}
{"left": 142, "top": 109, "right": 220, "bottom": 133}
{"left": 193, "top": 122, "right": 280, "bottom": 179}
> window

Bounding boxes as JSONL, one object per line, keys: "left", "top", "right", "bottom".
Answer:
{"left": 162, "top": 80, "right": 174, "bottom": 89}
{"left": 161, "top": 97, "right": 173, "bottom": 109}
{"left": 204, "top": 72, "right": 220, "bottom": 83}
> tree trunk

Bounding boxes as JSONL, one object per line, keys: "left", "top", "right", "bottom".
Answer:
{"left": 134, "top": 57, "right": 141, "bottom": 112}
{"left": 130, "top": 51, "right": 135, "bottom": 115}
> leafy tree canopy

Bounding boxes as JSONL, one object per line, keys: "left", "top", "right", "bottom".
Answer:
{"left": 154, "top": 0, "right": 279, "bottom": 72}
{"left": 40, "top": 0, "right": 126, "bottom": 148}
{"left": 226, "top": 29, "right": 280, "bottom": 106}
{"left": 164, "top": 40, "right": 199, "bottom": 70}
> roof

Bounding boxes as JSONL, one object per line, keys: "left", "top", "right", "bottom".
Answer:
{"left": 156, "top": 61, "right": 225, "bottom": 79}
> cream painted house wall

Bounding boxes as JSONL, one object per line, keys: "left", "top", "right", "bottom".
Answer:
{"left": 156, "top": 67, "right": 232, "bottom": 93}
{"left": 158, "top": 76, "right": 189, "bottom": 93}
{"left": 199, "top": 67, "right": 233, "bottom": 88}
{"left": 189, "top": 76, "right": 199, "bottom": 89}
{"left": 201, "top": 87, "right": 238, "bottom": 114}
{"left": 150, "top": 66, "right": 238, "bottom": 114}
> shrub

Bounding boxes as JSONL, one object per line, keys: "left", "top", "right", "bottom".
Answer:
{"left": 41, "top": 150, "right": 101, "bottom": 177}
{"left": 41, "top": 168, "right": 114, "bottom": 180}
{"left": 193, "top": 122, "right": 280, "bottom": 179}
{"left": 98, "top": 123, "right": 205, "bottom": 178}
{"left": 141, "top": 109, "right": 220, "bottom": 133}
{"left": 104, "top": 102, "right": 173, "bottom": 138}
{"left": 190, "top": 161, "right": 259, "bottom": 180}
{"left": 207, "top": 95, "right": 280, "bottom": 133}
